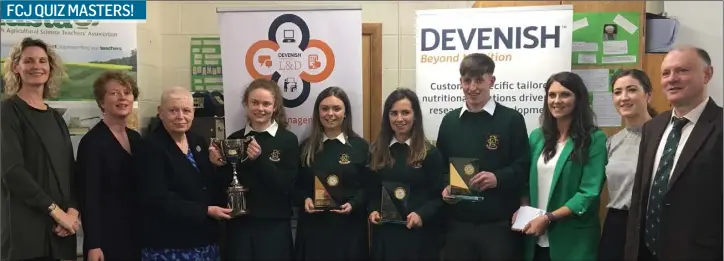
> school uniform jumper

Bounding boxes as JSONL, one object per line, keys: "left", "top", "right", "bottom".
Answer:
{"left": 368, "top": 138, "right": 445, "bottom": 261}
{"left": 435, "top": 101, "right": 530, "bottom": 261}
{"left": 223, "top": 121, "right": 300, "bottom": 261}
{"left": 294, "top": 134, "right": 370, "bottom": 260}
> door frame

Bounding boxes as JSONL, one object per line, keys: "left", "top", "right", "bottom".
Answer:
{"left": 363, "top": 23, "right": 383, "bottom": 142}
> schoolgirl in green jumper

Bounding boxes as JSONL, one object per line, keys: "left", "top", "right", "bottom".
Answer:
{"left": 293, "top": 86, "right": 370, "bottom": 260}
{"left": 367, "top": 88, "right": 445, "bottom": 261}
{"left": 209, "top": 78, "right": 299, "bottom": 260}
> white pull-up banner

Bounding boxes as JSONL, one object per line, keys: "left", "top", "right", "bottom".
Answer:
{"left": 218, "top": 6, "right": 363, "bottom": 141}
{"left": 416, "top": 5, "right": 573, "bottom": 140}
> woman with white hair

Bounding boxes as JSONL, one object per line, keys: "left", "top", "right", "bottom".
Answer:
{"left": 135, "top": 87, "right": 230, "bottom": 260}
{"left": 1, "top": 37, "right": 79, "bottom": 261}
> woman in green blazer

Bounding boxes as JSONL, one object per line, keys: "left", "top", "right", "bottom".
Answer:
{"left": 517, "top": 72, "right": 607, "bottom": 261}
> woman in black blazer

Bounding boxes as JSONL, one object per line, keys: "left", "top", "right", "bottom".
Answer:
{"left": 1, "top": 37, "right": 79, "bottom": 261}
{"left": 75, "top": 71, "right": 142, "bottom": 261}
{"left": 135, "top": 87, "right": 230, "bottom": 261}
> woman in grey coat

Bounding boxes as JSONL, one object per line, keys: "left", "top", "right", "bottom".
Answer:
{"left": 1, "top": 37, "right": 79, "bottom": 261}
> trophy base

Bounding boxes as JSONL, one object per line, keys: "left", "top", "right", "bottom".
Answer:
{"left": 380, "top": 219, "right": 407, "bottom": 225}
{"left": 314, "top": 205, "right": 341, "bottom": 211}
{"left": 450, "top": 194, "right": 485, "bottom": 202}
{"left": 229, "top": 209, "right": 249, "bottom": 218}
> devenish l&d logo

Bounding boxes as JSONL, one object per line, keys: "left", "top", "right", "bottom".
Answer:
{"left": 245, "top": 14, "right": 335, "bottom": 108}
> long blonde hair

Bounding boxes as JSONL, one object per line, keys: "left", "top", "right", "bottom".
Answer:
{"left": 2, "top": 37, "right": 65, "bottom": 99}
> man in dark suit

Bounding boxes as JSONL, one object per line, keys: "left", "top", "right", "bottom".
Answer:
{"left": 625, "top": 46, "right": 723, "bottom": 261}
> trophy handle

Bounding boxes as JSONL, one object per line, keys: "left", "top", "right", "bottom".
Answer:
{"left": 209, "top": 138, "right": 227, "bottom": 163}
{"left": 239, "top": 136, "right": 253, "bottom": 163}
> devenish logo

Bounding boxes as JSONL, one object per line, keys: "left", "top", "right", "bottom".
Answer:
{"left": 420, "top": 26, "right": 563, "bottom": 51}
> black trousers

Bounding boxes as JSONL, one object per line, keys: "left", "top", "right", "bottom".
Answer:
{"left": 598, "top": 208, "right": 628, "bottom": 261}
{"left": 533, "top": 246, "right": 550, "bottom": 261}
{"left": 443, "top": 220, "right": 523, "bottom": 261}
{"left": 225, "top": 217, "right": 294, "bottom": 261}
{"left": 21, "top": 258, "right": 59, "bottom": 261}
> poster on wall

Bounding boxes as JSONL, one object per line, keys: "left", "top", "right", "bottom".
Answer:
{"left": 1, "top": 20, "right": 138, "bottom": 100}
{"left": 190, "top": 37, "right": 223, "bottom": 92}
{"left": 572, "top": 12, "right": 640, "bottom": 65}
{"left": 217, "top": 6, "right": 363, "bottom": 141}
{"left": 0, "top": 20, "right": 139, "bottom": 155}
{"left": 416, "top": 5, "right": 573, "bottom": 140}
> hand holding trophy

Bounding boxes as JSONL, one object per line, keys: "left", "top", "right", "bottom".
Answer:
{"left": 210, "top": 137, "right": 254, "bottom": 217}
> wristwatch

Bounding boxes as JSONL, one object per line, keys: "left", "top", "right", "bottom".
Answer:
{"left": 48, "top": 203, "right": 58, "bottom": 213}
{"left": 545, "top": 212, "right": 557, "bottom": 222}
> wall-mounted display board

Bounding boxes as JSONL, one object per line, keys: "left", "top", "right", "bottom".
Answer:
{"left": 572, "top": 12, "right": 641, "bottom": 65}
{"left": 190, "top": 37, "right": 223, "bottom": 92}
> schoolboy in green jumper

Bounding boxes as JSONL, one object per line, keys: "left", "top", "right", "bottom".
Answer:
{"left": 437, "top": 53, "right": 531, "bottom": 261}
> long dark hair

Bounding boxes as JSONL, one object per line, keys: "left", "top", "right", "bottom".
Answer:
{"left": 300, "top": 86, "right": 359, "bottom": 166}
{"left": 242, "top": 78, "right": 288, "bottom": 129}
{"left": 540, "top": 72, "right": 598, "bottom": 164}
{"left": 610, "top": 69, "right": 658, "bottom": 117}
{"left": 370, "top": 88, "right": 429, "bottom": 170}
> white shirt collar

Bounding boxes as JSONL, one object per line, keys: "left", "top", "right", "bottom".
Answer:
{"left": 243, "top": 120, "right": 278, "bottom": 137}
{"left": 672, "top": 97, "right": 709, "bottom": 125}
{"left": 389, "top": 137, "right": 411, "bottom": 147}
{"left": 322, "top": 132, "right": 346, "bottom": 144}
{"left": 459, "top": 98, "right": 496, "bottom": 117}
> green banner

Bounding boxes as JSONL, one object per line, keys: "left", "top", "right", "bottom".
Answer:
{"left": 572, "top": 12, "right": 640, "bottom": 65}
{"left": 190, "top": 37, "right": 223, "bottom": 92}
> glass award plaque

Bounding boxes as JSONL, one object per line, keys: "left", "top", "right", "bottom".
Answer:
{"left": 313, "top": 171, "right": 342, "bottom": 211}
{"left": 449, "top": 157, "right": 484, "bottom": 202}
{"left": 380, "top": 181, "right": 409, "bottom": 225}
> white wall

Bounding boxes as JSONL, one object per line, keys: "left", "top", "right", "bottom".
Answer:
{"left": 664, "top": 1, "right": 723, "bottom": 104}
{"left": 132, "top": 1, "right": 724, "bottom": 124}
{"left": 153, "top": 1, "right": 472, "bottom": 109}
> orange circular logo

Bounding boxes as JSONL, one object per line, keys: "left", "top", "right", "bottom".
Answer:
{"left": 244, "top": 14, "right": 335, "bottom": 108}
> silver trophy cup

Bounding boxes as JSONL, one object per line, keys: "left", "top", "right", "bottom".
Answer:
{"left": 211, "top": 137, "right": 252, "bottom": 217}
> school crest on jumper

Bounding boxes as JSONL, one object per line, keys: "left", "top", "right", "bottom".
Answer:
{"left": 486, "top": 134, "right": 499, "bottom": 150}
{"left": 269, "top": 149, "right": 281, "bottom": 162}
{"left": 339, "top": 153, "right": 350, "bottom": 164}
{"left": 412, "top": 161, "right": 423, "bottom": 169}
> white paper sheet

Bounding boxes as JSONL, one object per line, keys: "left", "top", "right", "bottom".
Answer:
{"left": 573, "top": 17, "right": 589, "bottom": 31}
{"left": 603, "top": 40, "right": 628, "bottom": 55}
{"left": 577, "top": 54, "right": 597, "bottom": 64}
{"left": 613, "top": 14, "right": 639, "bottom": 34}
{"left": 591, "top": 92, "right": 622, "bottom": 127}
{"left": 512, "top": 206, "right": 546, "bottom": 231}
{"left": 602, "top": 55, "right": 637, "bottom": 64}
{"left": 572, "top": 69, "right": 610, "bottom": 92}
{"left": 573, "top": 42, "right": 598, "bottom": 52}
